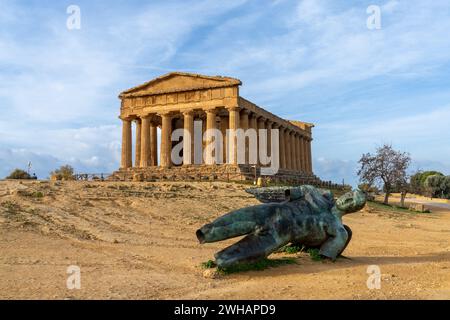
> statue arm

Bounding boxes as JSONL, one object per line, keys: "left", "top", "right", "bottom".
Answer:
{"left": 196, "top": 205, "right": 272, "bottom": 243}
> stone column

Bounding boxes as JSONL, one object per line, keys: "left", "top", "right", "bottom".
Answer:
{"left": 257, "top": 117, "right": 266, "bottom": 166}
{"left": 272, "top": 124, "right": 281, "bottom": 169}
{"left": 302, "top": 137, "right": 308, "bottom": 173}
{"left": 160, "top": 113, "right": 172, "bottom": 168}
{"left": 288, "top": 132, "right": 294, "bottom": 171}
{"left": 296, "top": 134, "right": 303, "bottom": 172}
{"left": 266, "top": 120, "right": 273, "bottom": 159}
{"left": 150, "top": 120, "right": 158, "bottom": 166}
{"left": 240, "top": 110, "right": 249, "bottom": 130}
{"left": 291, "top": 131, "right": 296, "bottom": 170}
{"left": 220, "top": 115, "right": 229, "bottom": 164}
{"left": 285, "top": 130, "right": 292, "bottom": 170}
{"left": 249, "top": 113, "right": 258, "bottom": 131}
{"left": 140, "top": 116, "right": 151, "bottom": 167}
{"left": 292, "top": 133, "right": 297, "bottom": 171}
{"left": 279, "top": 126, "right": 286, "bottom": 169}
{"left": 240, "top": 110, "right": 250, "bottom": 164}
{"left": 307, "top": 138, "right": 313, "bottom": 173}
{"left": 121, "top": 118, "right": 132, "bottom": 169}
{"left": 228, "top": 107, "right": 240, "bottom": 165}
{"left": 289, "top": 132, "right": 295, "bottom": 171}
{"left": 294, "top": 132, "right": 302, "bottom": 172}
{"left": 134, "top": 119, "right": 141, "bottom": 167}
{"left": 183, "top": 110, "right": 194, "bottom": 165}
{"left": 205, "top": 108, "right": 217, "bottom": 165}
{"left": 248, "top": 113, "right": 258, "bottom": 166}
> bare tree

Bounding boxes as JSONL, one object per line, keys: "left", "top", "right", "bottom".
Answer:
{"left": 395, "top": 175, "right": 410, "bottom": 208}
{"left": 358, "top": 145, "right": 411, "bottom": 205}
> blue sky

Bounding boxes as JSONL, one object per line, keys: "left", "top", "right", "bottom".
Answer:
{"left": 1, "top": 0, "right": 449, "bottom": 185}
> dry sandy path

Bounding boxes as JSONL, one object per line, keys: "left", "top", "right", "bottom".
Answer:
{"left": 1, "top": 181, "right": 449, "bottom": 299}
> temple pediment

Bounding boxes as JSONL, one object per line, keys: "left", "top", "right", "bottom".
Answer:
{"left": 120, "top": 72, "right": 242, "bottom": 98}
{"left": 289, "top": 120, "right": 315, "bottom": 131}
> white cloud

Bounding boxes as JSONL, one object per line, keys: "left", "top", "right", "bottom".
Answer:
{"left": 195, "top": 0, "right": 450, "bottom": 99}
{"left": 0, "top": 124, "right": 121, "bottom": 178}
{"left": 107, "top": 0, "right": 248, "bottom": 66}
{"left": 0, "top": 0, "right": 249, "bottom": 176}
{"left": 1, "top": 0, "right": 449, "bottom": 184}
{"left": 325, "top": 105, "right": 450, "bottom": 160}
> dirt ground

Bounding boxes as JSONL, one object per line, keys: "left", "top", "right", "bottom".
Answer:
{"left": 1, "top": 180, "right": 449, "bottom": 300}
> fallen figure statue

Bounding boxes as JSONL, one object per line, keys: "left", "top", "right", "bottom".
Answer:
{"left": 196, "top": 185, "right": 366, "bottom": 268}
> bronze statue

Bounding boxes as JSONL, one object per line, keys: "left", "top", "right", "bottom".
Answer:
{"left": 196, "top": 185, "right": 366, "bottom": 268}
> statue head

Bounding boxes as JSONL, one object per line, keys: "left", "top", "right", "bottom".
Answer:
{"left": 335, "top": 189, "right": 366, "bottom": 215}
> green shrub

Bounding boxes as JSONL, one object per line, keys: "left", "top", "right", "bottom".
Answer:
{"left": 6, "top": 169, "right": 32, "bottom": 180}
{"left": 32, "top": 191, "right": 44, "bottom": 198}
{"left": 50, "top": 165, "right": 75, "bottom": 181}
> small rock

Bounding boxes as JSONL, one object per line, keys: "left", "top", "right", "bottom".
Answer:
{"left": 41, "top": 226, "right": 50, "bottom": 234}
{"left": 203, "top": 269, "right": 219, "bottom": 279}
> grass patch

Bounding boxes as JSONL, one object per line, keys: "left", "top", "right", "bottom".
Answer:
{"left": 307, "top": 248, "right": 324, "bottom": 262}
{"left": 281, "top": 245, "right": 302, "bottom": 254}
{"left": 201, "top": 258, "right": 297, "bottom": 275}
{"left": 279, "top": 245, "right": 326, "bottom": 262}
{"left": 201, "top": 260, "right": 216, "bottom": 269}
{"left": 368, "top": 200, "right": 412, "bottom": 213}
{"left": 32, "top": 191, "right": 44, "bottom": 198}
{"left": 369, "top": 200, "right": 433, "bottom": 214}
{"left": 1, "top": 200, "right": 20, "bottom": 213}
{"left": 219, "top": 258, "right": 297, "bottom": 274}
{"left": 1, "top": 201, "right": 21, "bottom": 219}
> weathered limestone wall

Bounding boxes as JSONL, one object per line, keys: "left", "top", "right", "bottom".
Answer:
{"left": 109, "top": 165, "right": 321, "bottom": 185}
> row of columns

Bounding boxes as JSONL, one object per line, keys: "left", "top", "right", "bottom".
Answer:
{"left": 121, "top": 116, "right": 158, "bottom": 169}
{"left": 121, "top": 107, "right": 313, "bottom": 173}
{"left": 278, "top": 128, "right": 312, "bottom": 173}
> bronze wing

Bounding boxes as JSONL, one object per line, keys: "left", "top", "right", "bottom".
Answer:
{"left": 245, "top": 186, "right": 304, "bottom": 203}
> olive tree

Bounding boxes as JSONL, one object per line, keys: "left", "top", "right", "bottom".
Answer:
{"left": 424, "top": 174, "right": 446, "bottom": 199}
{"left": 410, "top": 171, "right": 444, "bottom": 195}
{"left": 443, "top": 176, "right": 450, "bottom": 199}
{"left": 358, "top": 145, "right": 411, "bottom": 205}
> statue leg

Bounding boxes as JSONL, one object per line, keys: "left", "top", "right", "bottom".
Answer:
{"left": 337, "top": 225, "right": 352, "bottom": 257}
{"left": 319, "top": 225, "right": 349, "bottom": 261}
{"left": 296, "top": 225, "right": 352, "bottom": 258}
{"left": 214, "top": 230, "right": 290, "bottom": 268}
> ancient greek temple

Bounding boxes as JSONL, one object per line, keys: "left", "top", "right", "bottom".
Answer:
{"left": 111, "top": 72, "right": 319, "bottom": 183}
